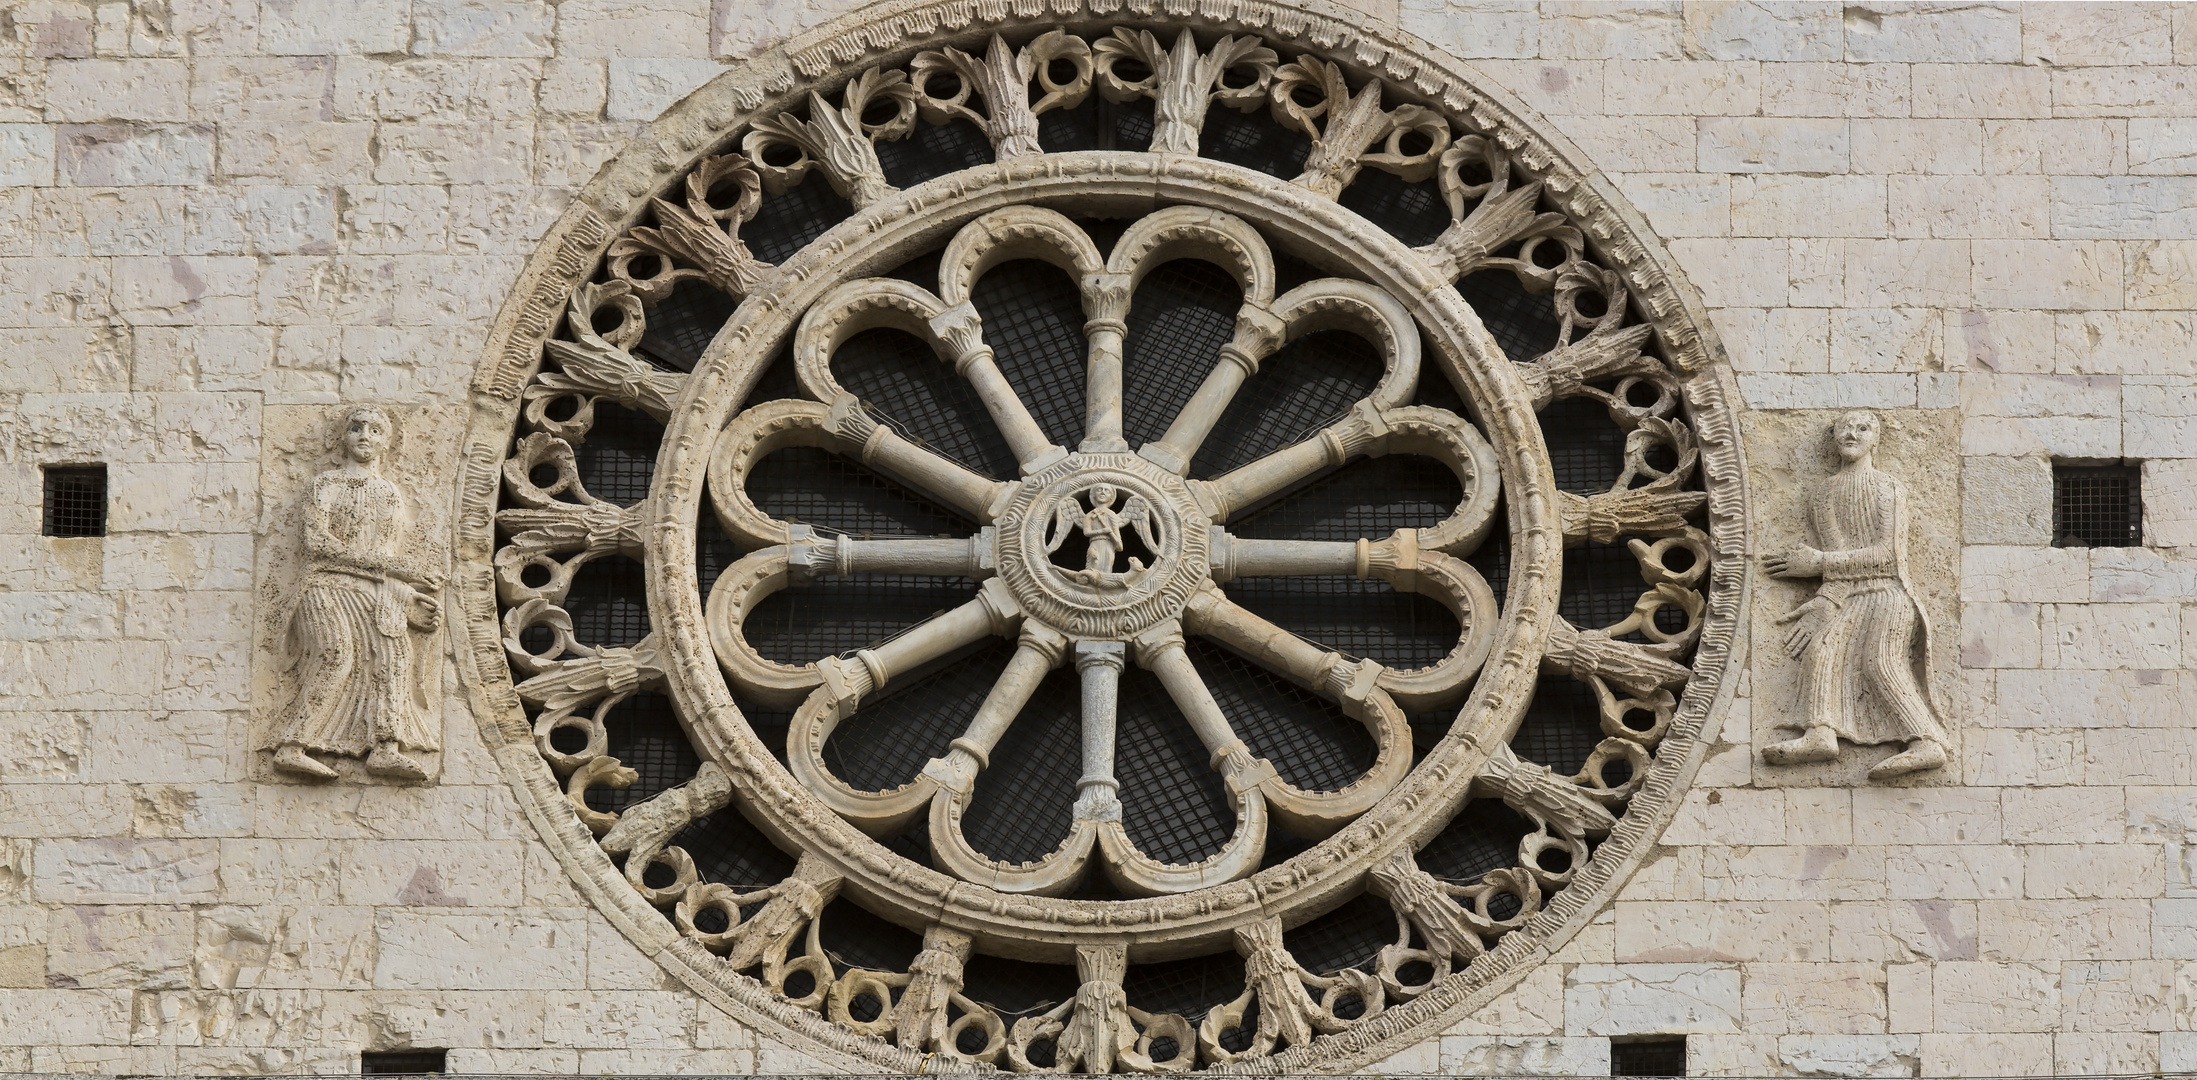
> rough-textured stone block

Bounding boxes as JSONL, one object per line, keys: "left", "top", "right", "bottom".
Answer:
{"left": 1565, "top": 964, "right": 1743, "bottom": 1035}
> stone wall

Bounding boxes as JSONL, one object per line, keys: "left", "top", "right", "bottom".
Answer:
{"left": 0, "top": 1, "right": 2192, "bottom": 1074}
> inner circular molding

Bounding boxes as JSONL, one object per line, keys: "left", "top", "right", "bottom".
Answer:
{"left": 454, "top": 2, "right": 1750, "bottom": 1072}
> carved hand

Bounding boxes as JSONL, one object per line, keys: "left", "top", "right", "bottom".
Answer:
{"left": 1775, "top": 596, "right": 1831, "bottom": 659}
{"left": 1763, "top": 544, "right": 1822, "bottom": 579}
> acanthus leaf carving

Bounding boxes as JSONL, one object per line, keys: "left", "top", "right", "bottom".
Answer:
{"left": 1421, "top": 134, "right": 1580, "bottom": 284}
{"left": 608, "top": 153, "right": 773, "bottom": 302}
{"left": 1271, "top": 57, "right": 1449, "bottom": 199}
{"left": 743, "top": 67, "right": 916, "bottom": 209}
{"left": 1094, "top": 28, "right": 1276, "bottom": 154}
{"left": 912, "top": 32, "right": 1091, "bottom": 160}
{"left": 532, "top": 281, "right": 687, "bottom": 422}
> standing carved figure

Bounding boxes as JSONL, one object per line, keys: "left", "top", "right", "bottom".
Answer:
{"left": 266, "top": 406, "right": 444, "bottom": 781}
{"left": 1763, "top": 411, "right": 1948, "bottom": 779}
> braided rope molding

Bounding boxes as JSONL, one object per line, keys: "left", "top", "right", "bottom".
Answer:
{"left": 449, "top": 0, "right": 1754, "bottom": 1071}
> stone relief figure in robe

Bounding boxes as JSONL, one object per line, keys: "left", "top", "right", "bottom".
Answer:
{"left": 265, "top": 406, "right": 444, "bottom": 781}
{"left": 1763, "top": 410, "right": 1950, "bottom": 780}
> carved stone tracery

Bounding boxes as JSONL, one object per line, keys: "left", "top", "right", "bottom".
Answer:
{"left": 455, "top": 3, "right": 1748, "bottom": 1073}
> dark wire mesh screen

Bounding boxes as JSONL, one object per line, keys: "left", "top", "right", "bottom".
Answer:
{"left": 1190, "top": 637, "right": 1372, "bottom": 795}
{"left": 1456, "top": 267, "right": 1561, "bottom": 364}
{"left": 1417, "top": 798, "right": 1533, "bottom": 892}
{"left": 573, "top": 401, "right": 663, "bottom": 506}
{"left": 1121, "top": 259, "right": 1243, "bottom": 451}
{"left": 1199, "top": 104, "right": 1311, "bottom": 179}
{"left": 41, "top": 464, "right": 106, "bottom": 537}
{"left": 1117, "top": 664, "right": 1237, "bottom": 865}
{"left": 746, "top": 574, "right": 977, "bottom": 666}
{"left": 1227, "top": 453, "right": 1464, "bottom": 540}
{"left": 742, "top": 171, "right": 854, "bottom": 264}
{"left": 877, "top": 118, "right": 995, "bottom": 190}
{"left": 676, "top": 797, "right": 799, "bottom": 891}
{"left": 1612, "top": 1036, "right": 1688, "bottom": 1077}
{"left": 1539, "top": 395, "right": 1627, "bottom": 496}
{"left": 565, "top": 553, "right": 651, "bottom": 648}
{"left": 2053, "top": 463, "right": 2142, "bottom": 547}
{"left": 1223, "top": 576, "right": 1460, "bottom": 671}
{"left": 749, "top": 446, "right": 976, "bottom": 538}
{"left": 360, "top": 1050, "right": 446, "bottom": 1075}
{"left": 961, "top": 953, "right": 1083, "bottom": 1021}
{"left": 1190, "top": 330, "right": 1383, "bottom": 478}
{"left": 579, "top": 691, "right": 702, "bottom": 815}
{"left": 1125, "top": 950, "right": 1247, "bottom": 1025}
{"left": 1510, "top": 673, "right": 1607, "bottom": 779}
{"left": 970, "top": 258, "right": 1088, "bottom": 450}
{"left": 824, "top": 640, "right": 1010, "bottom": 792}
{"left": 634, "top": 279, "right": 736, "bottom": 372}
{"left": 833, "top": 327, "right": 1018, "bottom": 478}
{"left": 1039, "top": 92, "right": 1156, "bottom": 152}
{"left": 819, "top": 897, "right": 926, "bottom": 976}
{"left": 960, "top": 663, "right": 1083, "bottom": 864}
{"left": 1560, "top": 541, "right": 1652, "bottom": 641}
{"left": 1338, "top": 168, "right": 1451, "bottom": 249}
{"left": 1283, "top": 890, "right": 1395, "bottom": 978}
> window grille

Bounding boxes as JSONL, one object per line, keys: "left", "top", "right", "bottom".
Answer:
{"left": 42, "top": 464, "right": 107, "bottom": 537}
{"left": 2053, "top": 462, "right": 2142, "bottom": 547}
{"left": 360, "top": 1049, "right": 446, "bottom": 1075}
{"left": 1611, "top": 1035, "right": 1688, "bottom": 1077}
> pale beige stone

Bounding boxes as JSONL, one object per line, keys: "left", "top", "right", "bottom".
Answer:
{"left": 372, "top": 910, "right": 588, "bottom": 991}
{"left": 1979, "top": 899, "right": 2151, "bottom": 961}
{"left": 1744, "top": 963, "right": 1888, "bottom": 1035}
{"left": 1909, "top": 63, "right": 2048, "bottom": 119}
{"left": 1681, "top": 2, "right": 1839, "bottom": 62}
{"left": 1831, "top": 899, "right": 1979, "bottom": 962}
{"left": 1732, "top": 174, "right": 1888, "bottom": 237}
{"left": 1399, "top": 0, "right": 1537, "bottom": 60}
{"left": 1563, "top": 963, "right": 1743, "bottom": 1035}
{"left": 1438, "top": 1036, "right": 1608, "bottom": 1075}
{"left": 1920, "top": 1031, "right": 2054, "bottom": 1076}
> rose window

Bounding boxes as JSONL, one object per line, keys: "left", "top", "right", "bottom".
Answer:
{"left": 462, "top": 7, "right": 1744, "bottom": 1073}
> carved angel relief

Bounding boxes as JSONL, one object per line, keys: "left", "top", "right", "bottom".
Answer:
{"left": 263, "top": 406, "right": 445, "bottom": 782}
{"left": 1763, "top": 411, "right": 1949, "bottom": 779}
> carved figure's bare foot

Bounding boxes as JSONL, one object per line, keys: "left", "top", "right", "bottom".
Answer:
{"left": 272, "top": 743, "right": 338, "bottom": 779}
{"left": 1762, "top": 725, "right": 1840, "bottom": 765}
{"left": 365, "top": 744, "right": 429, "bottom": 781}
{"left": 1867, "top": 739, "right": 1947, "bottom": 780}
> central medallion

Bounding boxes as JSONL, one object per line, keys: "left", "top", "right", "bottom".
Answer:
{"left": 996, "top": 452, "right": 1210, "bottom": 640}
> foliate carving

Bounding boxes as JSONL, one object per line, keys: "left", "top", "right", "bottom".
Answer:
{"left": 1764, "top": 411, "right": 1949, "bottom": 780}
{"left": 265, "top": 406, "right": 444, "bottom": 782}
{"left": 1094, "top": 28, "right": 1276, "bottom": 153}
{"left": 608, "top": 152, "right": 772, "bottom": 301}
{"left": 462, "top": 8, "right": 1749, "bottom": 1075}
{"left": 911, "top": 31, "right": 1092, "bottom": 159}
{"left": 744, "top": 67, "right": 916, "bottom": 209}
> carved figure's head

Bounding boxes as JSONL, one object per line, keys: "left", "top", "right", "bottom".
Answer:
{"left": 1089, "top": 482, "right": 1118, "bottom": 509}
{"left": 1832, "top": 410, "right": 1880, "bottom": 464}
{"left": 343, "top": 405, "right": 394, "bottom": 465}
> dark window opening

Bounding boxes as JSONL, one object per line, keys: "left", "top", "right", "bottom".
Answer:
{"left": 361, "top": 1049, "right": 446, "bottom": 1075}
{"left": 42, "top": 464, "right": 107, "bottom": 537}
{"left": 1611, "top": 1035, "right": 1687, "bottom": 1077}
{"left": 2053, "top": 462, "right": 2142, "bottom": 548}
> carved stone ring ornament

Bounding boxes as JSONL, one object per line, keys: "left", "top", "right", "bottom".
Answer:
{"left": 457, "top": 2, "right": 1750, "bottom": 1073}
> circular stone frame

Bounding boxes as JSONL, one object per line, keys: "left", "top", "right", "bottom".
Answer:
{"left": 451, "top": 0, "right": 1753, "bottom": 1071}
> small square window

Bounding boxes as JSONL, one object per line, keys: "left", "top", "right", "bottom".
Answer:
{"left": 361, "top": 1049, "right": 446, "bottom": 1075}
{"left": 1612, "top": 1035, "right": 1688, "bottom": 1077}
{"left": 2053, "top": 462, "right": 2142, "bottom": 548}
{"left": 41, "top": 465, "right": 107, "bottom": 538}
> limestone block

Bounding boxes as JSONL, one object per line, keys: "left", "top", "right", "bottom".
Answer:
{"left": 188, "top": 58, "right": 334, "bottom": 124}
{"left": 1438, "top": 1036, "right": 1609, "bottom": 1075}
{"left": 756, "top": 1039, "right": 847, "bottom": 1074}
{"left": 336, "top": 186, "right": 452, "bottom": 256}
{"left": 2060, "top": 960, "right": 2175, "bottom": 1031}
{"left": 578, "top": 1048, "right": 759, "bottom": 1074}
{"left": 1440, "top": 964, "right": 1564, "bottom": 1035}
{"left": 110, "top": 255, "right": 257, "bottom": 327}
{"left": 1962, "top": 414, "right": 2121, "bottom": 458}
{"left": 101, "top": 534, "right": 254, "bottom": 592}
{"left": 27, "top": 1046, "right": 176, "bottom": 1073}
{"left": 1708, "top": 845, "right": 1886, "bottom": 902}
{"left": 540, "top": 58, "right": 609, "bottom": 116}
{"left": 2146, "top": 459, "right": 2197, "bottom": 547}
{"left": 534, "top": 119, "right": 647, "bottom": 189}
{"left": 43, "top": 59, "right": 189, "bottom": 123}
{"left": 0, "top": 988, "right": 132, "bottom": 1045}
{"left": 2165, "top": 1031, "right": 2197, "bottom": 1073}
{"left": 1602, "top": 62, "right": 1758, "bottom": 117}
{"left": 1397, "top": 0, "right": 1538, "bottom": 61}
{"left": 257, "top": 256, "right": 399, "bottom": 326}
{"left": 2128, "top": 782, "right": 2197, "bottom": 841}
{"left": 1964, "top": 732, "right": 2082, "bottom": 789}
{"left": 1670, "top": 238, "right": 1789, "bottom": 309}
{"left": 0, "top": 590, "right": 121, "bottom": 642}
{"left": 2125, "top": 240, "right": 2197, "bottom": 309}
{"left": 607, "top": 58, "right": 725, "bottom": 122}
{"left": 449, "top": 185, "right": 571, "bottom": 255}
{"left": 1776, "top": 1033, "right": 1917, "bottom": 1075}
{"left": 412, "top": 0, "right": 556, "bottom": 58}
{"left": 372, "top": 910, "right": 588, "bottom": 990}
{"left": 1961, "top": 545, "right": 2087, "bottom": 603}
{"left": 1698, "top": 116, "right": 1847, "bottom": 174}
{"left": 1944, "top": 308, "right": 2053, "bottom": 374}
{"left": 1732, "top": 175, "right": 1888, "bottom": 238}
{"left": 2089, "top": 548, "right": 2197, "bottom": 602}
{"left": 0, "top": 257, "right": 111, "bottom": 329}
{"left": 133, "top": 325, "right": 274, "bottom": 394}
{"left": 196, "top": 905, "right": 375, "bottom": 989}
{"left": 32, "top": 839, "right": 219, "bottom": 903}
{"left": 1829, "top": 899, "right": 1978, "bottom": 962}
{"left": 2125, "top": 380, "right": 2197, "bottom": 458}
{"left": 1853, "top": 118, "right": 1981, "bottom": 175}
{"left": 1892, "top": 175, "right": 2049, "bottom": 240}
{"left": 2021, "top": 843, "right": 2162, "bottom": 898}
{"left": 446, "top": 1048, "right": 582, "bottom": 1071}
{"left": 1888, "top": 962, "right": 1930, "bottom": 1031}
{"left": 57, "top": 124, "right": 215, "bottom": 186}
{"left": 337, "top": 840, "right": 524, "bottom": 908}
{"left": 1830, "top": 306, "right": 1947, "bottom": 370}
{"left": 1364, "top": 1040, "right": 1437, "bottom": 1073}
{"left": 362, "top": 989, "right": 549, "bottom": 1048}
{"left": 2043, "top": 601, "right": 2180, "bottom": 668}
{"left": 0, "top": 711, "right": 89, "bottom": 780}
{"left": 1563, "top": 964, "right": 1743, "bottom": 1035}
{"left": 1660, "top": 787, "right": 1788, "bottom": 846}
{"left": 1551, "top": 908, "right": 1615, "bottom": 964}
{"left": 258, "top": 0, "right": 409, "bottom": 54}
{"left": 132, "top": 782, "right": 254, "bottom": 838}
{"left": 1540, "top": 4, "right": 1684, "bottom": 60}
{"left": 1884, "top": 845, "right": 2022, "bottom": 900}
{"left": 0, "top": 124, "right": 56, "bottom": 186}
{"left": 586, "top": 908, "right": 672, "bottom": 991}
{"left": 1959, "top": 601, "right": 2041, "bottom": 667}
{"left": 1979, "top": 899, "right": 2150, "bottom": 961}
{"left": 1909, "top": 63, "right": 2047, "bottom": 119}
{"left": 1931, "top": 962, "right": 2059, "bottom": 1031}
{"left": 1919, "top": 1031, "right": 2053, "bottom": 1076}
{"left": 373, "top": 122, "right": 535, "bottom": 186}
{"left": 1760, "top": 62, "right": 1910, "bottom": 119}
{"left": 1960, "top": 459, "right": 2052, "bottom": 548}
{"left": 1681, "top": 2, "right": 1839, "bottom": 62}
{"left": 1855, "top": 788, "right": 2002, "bottom": 845}
{"left": 170, "top": 1046, "right": 356, "bottom": 1074}
{"left": 2154, "top": 898, "right": 2197, "bottom": 959}
{"left": 338, "top": 324, "right": 481, "bottom": 402}
{"left": 2052, "top": 66, "right": 2197, "bottom": 118}
{"left": 2057, "top": 1031, "right": 2158, "bottom": 1074}
{"left": 47, "top": 904, "right": 194, "bottom": 989}
{"left": 2023, "top": 4, "right": 2174, "bottom": 66}
{"left": 555, "top": 0, "right": 713, "bottom": 59}
{"left": 1616, "top": 901, "right": 1832, "bottom": 963}
{"left": 332, "top": 58, "right": 542, "bottom": 123}
{"left": 543, "top": 990, "right": 697, "bottom": 1047}
{"left": 1983, "top": 118, "right": 2128, "bottom": 176}
{"left": 1843, "top": 4, "right": 2019, "bottom": 63}
{"left": 2052, "top": 176, "right": 2197, "bottom": 240}
{"left": 2, "top": 784, "right": 132, "bottom": 839}
{"left": 2131, "top": 118, "right": 2197, "bottom": 175}
{"left": 1469, "top": 60, "right": 1607, "bottom": 118}
{"left": 249, "top": 782, "right": 520, "bottom": 842}
{"left": 1737, "top": 373, "right": 1916, "bottom": 409}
